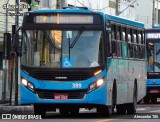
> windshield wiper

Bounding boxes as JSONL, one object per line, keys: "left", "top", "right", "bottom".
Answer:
{"left": 154, "top": 62, "right": 160, "bottom": 69}
{"left": 67, "top": 27, "right": 85, "bottom": 62}
{"left": 70, "top": 26, "right": 85, "bottom": 48}
{"left": 44, "top": 31, "right": 55, "bottom": 49}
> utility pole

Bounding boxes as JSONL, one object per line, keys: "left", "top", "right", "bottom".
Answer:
{"left": 116, "top": 0, "right": 119, "bottom": 16}
{"left": 15, "top": 0, "right": 19, "bottom": 106}
{"left": 152, "top": 0, "right": 155, "bottom": 27}
{"left": 156, "top": 0, "right": 159, "bottom": 25}
{"left": 2, "top": 0, "right": 10, "bottom": 103}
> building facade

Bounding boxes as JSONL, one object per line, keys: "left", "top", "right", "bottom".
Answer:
{"left": 0, "top": 0, "right": 28, "bottom": 102}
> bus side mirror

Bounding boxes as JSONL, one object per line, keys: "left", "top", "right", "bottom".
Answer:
{"left": 12, "top": 26, "right": 22, "bottom": 57}
{"left": 3, "top": 33, "right": 11, "bottom": 59}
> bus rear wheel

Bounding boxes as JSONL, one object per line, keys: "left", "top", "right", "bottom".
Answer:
{"left": 116, "top": 104, "right": 126, "bottom": 114}
{"left": 126, "top": 85, "right": 137, "bottom": 114}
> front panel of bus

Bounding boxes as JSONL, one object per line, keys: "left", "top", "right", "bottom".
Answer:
{"left": 146, "top": 30, "right": 160, "bottom": 99}
{"left": 147, "top": 41, "right": 160, "bottom": 96}
{"left": 20, "top": 10, "right": 107, "bottom": 106}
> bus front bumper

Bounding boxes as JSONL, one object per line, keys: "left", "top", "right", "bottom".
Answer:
{"left": 20, "top": 84, "right": 107, "bottom": 106}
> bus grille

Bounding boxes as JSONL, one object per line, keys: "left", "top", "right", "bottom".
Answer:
{"left": 21, "top": 66, "right": 104, "bottom": 81}
{"left": 36, "top": 90, "right": 87, "bottom": 99}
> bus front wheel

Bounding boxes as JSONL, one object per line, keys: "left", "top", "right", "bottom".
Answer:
{"left": 151, "top": 97, "right": 157, "bottom": 103}
{"left": 143, "top": 95, "right": 150, "bottom": 103}
{"left": 59, "top": 108, "right": 70, "bottom": 115}
{"left": 34, "top": 105, "right": 46, "bottom": 118}
{"left": 97, "top": 106, "right": 112, "bottom": 117}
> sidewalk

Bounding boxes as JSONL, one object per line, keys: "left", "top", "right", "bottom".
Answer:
{"left": 0, "top": 103, "right": 34, "bottom": 114}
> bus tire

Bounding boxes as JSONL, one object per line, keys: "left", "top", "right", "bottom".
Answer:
{"left": 97, "top": 106, "right": 112, "bottom": 117}
{"left": 151, "top": 97, "right": 157, "bottom": 103}
{"left": 112, "top": 80, "right": 117, "bottom": 111}
{"left": 34, "top": 104, "right": 46, "bottom": 118}
{"left": 116, "top": 104, "right": 126, "bottom": 114}
{"left": 143, "top": 95, "right": 150, "bottom": 103}
{"left": 126, "top": 84, "right": 137, "bottom": 114}
{"left": 70, "top": 108, "right": 79, "bottom": 116}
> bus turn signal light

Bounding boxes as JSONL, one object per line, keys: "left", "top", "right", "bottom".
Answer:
{"left": 94, "top": 70, "right": 102, "bottom": 76}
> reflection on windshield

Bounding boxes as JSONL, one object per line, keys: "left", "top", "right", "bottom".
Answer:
{"left": 21, "top": 30, "right": 61, "bottom": 68}
{"left": 21, "top": 30, "right": 103, "bottom": 68}
{"left": 147, "top": 42, "right": 160, "bottom": 72}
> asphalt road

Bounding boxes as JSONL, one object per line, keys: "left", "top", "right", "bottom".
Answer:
{"left": 1, "top": 99, "right": 160, "bottom": 122}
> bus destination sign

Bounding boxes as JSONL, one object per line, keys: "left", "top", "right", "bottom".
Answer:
{"left": 34, "top": 14, "right": 93, "bottom": 24}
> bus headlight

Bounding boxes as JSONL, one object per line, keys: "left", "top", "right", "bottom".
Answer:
{"left": 96, "top": 79, "right": 104, "bottom": 87}
{"left": 22, "top": 79, "right": 28, "bottom": 86}
{"left": 21, "top": 78, "right": 34, "bottom": 92}
{"left": 88, "top": 78, "right": 104, "bottom": 92}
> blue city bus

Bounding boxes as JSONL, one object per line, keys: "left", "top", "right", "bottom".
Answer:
{"left": 144, "top": 27, "right": 160, "bottom": 103}
{"left": 18, "top": 8, "right": 146, "bottom": 116}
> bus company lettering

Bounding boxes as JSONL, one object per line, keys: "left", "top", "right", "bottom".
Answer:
{"left": 147, "top": 33, "right": 160, "bottom": 39}
{"left": 55, "top": 76, "right": 67, "bottom": 80}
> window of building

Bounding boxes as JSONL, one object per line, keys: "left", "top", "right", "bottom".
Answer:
{"left": 0, "top": 52, "right": 2, "bottom": 69}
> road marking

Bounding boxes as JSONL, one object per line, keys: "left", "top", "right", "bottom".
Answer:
{"left": 96, "top": 119, "right": 116, "bottom": 122}
{"left": 150, "top": 110, "right": 160, "bottom": 113}
{"left": 137, "top": 108, "right": 146, "bottom": 111}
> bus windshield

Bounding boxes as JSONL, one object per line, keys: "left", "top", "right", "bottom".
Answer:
{"left": 147, "top": 42, "right": 160, "bottom": 72}
{"left": 21, "top": 30, "right": 103, "bottom": 68}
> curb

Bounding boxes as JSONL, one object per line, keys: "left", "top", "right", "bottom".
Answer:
{"left": 0, "top": 106, "right": 34, "bottom": 114}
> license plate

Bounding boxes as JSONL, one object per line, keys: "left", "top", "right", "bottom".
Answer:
{"left": 54, "top": 94, "right": 68, "bottom": 100}
{"left": 149, "top": 89, "right": 159, "bottom": 93}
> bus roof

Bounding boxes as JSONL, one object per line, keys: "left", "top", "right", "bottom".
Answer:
{"left": 153, "top": 26, "right": 160, "bottom": 28}
{"left": 106, "top": 14, "right": 144, "bottom": 28}
{"left": 30, "top": 9, "right": 94, "bottom": 14}
{"left": 27, "top": 9, "right": 144, "bottom": 28}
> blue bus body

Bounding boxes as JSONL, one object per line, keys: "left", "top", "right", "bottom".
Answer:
{"left": 145, "top": 27, "right": 160, "bottom": 103}
{"left": 20, "top": 8, "right": 146, "bottom": 116}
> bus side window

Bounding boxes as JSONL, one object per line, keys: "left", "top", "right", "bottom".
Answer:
{"left": 128, "top": 34, "right": 132, "bottom": 58}
{"left": 116, "top": 25, "right": 121, "bottom": 57}
{"left": 138, "top": 33, "right": 143, "bottom": 59}
{"left": 121, "top": 31, "right": 128, "bottom": 58}
{"left": 133, "top": 33, "right": 138, "bottom": 59}
{"left": 142, "top": 31, "right": 145, "bottom": 59}
{"left": 111, "top": 24, "right": 117, "bottom": 57}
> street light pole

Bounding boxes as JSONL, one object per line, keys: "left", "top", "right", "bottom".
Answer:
{"left": 15, "top": 0, "right": 19, "bottom": 106}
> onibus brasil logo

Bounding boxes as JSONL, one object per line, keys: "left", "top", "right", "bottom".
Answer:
{"left": 2, "top": 2, "right": 39, "bottom": 16}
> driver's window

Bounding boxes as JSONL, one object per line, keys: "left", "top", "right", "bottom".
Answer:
{"left": 154, "top": 43, "right": 160, "bottom": 72}
{"left": 147, "top": 42, "right": 154, "bottom": 72}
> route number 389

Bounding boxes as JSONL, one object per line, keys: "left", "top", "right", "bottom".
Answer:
{"left": 72, "top": 83, "right": 82, "bottom": 88}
